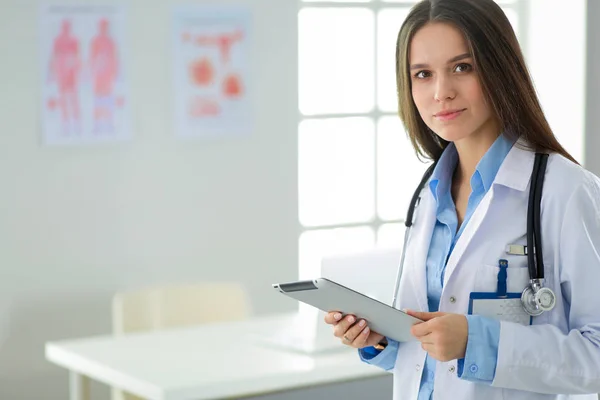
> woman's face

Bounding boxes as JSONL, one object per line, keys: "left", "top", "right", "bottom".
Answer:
{"left": 408, "top": 22, "right": 498, "bottom": 144}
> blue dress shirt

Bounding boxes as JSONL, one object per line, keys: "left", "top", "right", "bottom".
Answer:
{"left": 360, "top": 134, "right": 515, "bottom": 398}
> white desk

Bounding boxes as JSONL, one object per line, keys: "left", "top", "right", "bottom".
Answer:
{"left": 45, "top": 312, "right": 388, "bottom": 400}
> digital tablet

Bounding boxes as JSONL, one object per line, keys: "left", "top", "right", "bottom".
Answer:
{"left": 272, "top": 278, "right": 422, "bottom": 343}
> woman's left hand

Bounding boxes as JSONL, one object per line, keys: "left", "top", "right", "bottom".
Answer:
{"left": 406, "top": 310, "right": 468, "bottom": 362}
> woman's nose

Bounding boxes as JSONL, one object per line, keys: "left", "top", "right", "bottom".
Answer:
{"left": 434, "top": 77, "right": 457, "bottom": 102}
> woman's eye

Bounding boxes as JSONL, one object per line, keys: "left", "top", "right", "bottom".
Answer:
{"left": 455, "top": 63, "right": 473, "bottom": 73}
{"left": 415, "top": 70, "right": 431, "bottom": 79}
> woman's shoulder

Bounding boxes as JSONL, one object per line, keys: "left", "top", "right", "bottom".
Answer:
{"left": 546, "top": 153, "right": 599, "bottom": 185}
{"left": 546, "top": 153, "right": 600, "bottom": 207}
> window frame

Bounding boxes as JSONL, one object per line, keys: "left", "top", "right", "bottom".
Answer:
{"left": 297, "top": 0, "right": 526, "bottom": 278}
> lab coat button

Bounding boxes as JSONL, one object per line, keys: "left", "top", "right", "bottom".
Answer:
{"left": 448, "top": 365, "right": 456, "bottom": 373}
{"left": 449, "top": 296, "right": 457, "bottom": 303}
{"left": 470, "top": 364, "right": 479, "bottom": 373}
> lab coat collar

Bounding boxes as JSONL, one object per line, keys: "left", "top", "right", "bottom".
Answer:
{"left": 492, "top": 139, "right": 536, "bottom": 192}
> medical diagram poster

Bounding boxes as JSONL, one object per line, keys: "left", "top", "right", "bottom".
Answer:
{"left": 172, "top": 6, "right": 252, "bottom": 139}
{"left": 39, "top": 5, "right": 131, "bottom": 145}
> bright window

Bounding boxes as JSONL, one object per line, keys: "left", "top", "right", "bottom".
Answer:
{"left": 297, "top": 0, "right": 584, "bottom": 280}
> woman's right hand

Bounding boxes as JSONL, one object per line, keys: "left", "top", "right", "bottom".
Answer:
{"left": 324, "top": 311, "right": 385, "bottom": 349}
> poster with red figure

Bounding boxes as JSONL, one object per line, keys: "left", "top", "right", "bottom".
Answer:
{"left": 40, "top": 5, "right": 130, "bottom": 145}
{"left": 172, "top": 6, "right": 252, "bottom": 139}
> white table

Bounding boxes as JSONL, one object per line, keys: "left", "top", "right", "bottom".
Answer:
{"left": 45, "top": 312, "right": 388, "bottom": 400}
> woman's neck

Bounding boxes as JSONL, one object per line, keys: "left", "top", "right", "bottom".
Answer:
{"left": 453, "top": 123, "right": 501, "bottom": 185}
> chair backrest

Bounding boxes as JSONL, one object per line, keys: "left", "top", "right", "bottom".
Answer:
{"left": 111, "top": 282, "right": 251, "bottom": 400}
{"left": 112, "top": 282, "right": 251, "bottom": 334}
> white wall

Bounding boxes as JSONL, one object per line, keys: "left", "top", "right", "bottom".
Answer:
{"left": 0, "top": 0, "right": 299, "bottom": 399}
{"left": 586, "top": 0, "right": 600, "bottom": 176}
{"left": 526, "top": 0, "right": 587, "bottom": 165}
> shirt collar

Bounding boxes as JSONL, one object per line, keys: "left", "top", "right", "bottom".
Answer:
{"left": 428, "top": 142, "right": 458, "bottom": 203}
{"left": 473, "top": 133, "right": 516, "bottom": 193}
{"left": 428, "top": 133, "right": 515, "bottom": 201}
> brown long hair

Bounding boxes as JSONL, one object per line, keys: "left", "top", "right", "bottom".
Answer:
{"left": 396, "top": 0, "right": 577, "bottom": 164}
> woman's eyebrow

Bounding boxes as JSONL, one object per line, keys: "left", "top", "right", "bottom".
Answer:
{"left": 409, "top": 53, "right": 472, "bottom": 70}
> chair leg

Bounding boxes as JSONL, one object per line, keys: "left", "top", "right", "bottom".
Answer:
{"left": 69, "top": 371, "right": 90, "bottom": 400}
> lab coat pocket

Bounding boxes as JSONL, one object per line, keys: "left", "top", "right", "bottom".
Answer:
{"left": 474, "top": 264, "right": 530, "bottom": 294}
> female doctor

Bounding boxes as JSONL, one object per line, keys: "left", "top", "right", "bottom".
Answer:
{"left": 324, "top": 0, "right": 600, "bottom": 399}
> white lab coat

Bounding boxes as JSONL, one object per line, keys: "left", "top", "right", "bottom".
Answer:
{"left": 389, "top": 143, "right": 600, "bottom": 400}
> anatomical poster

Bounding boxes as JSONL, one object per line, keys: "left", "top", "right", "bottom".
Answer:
{"left": 39, "top": 5, "right": 131, "bottom": 145}
{"left": 172, "top": 6, "right": 252, "bottom": 139}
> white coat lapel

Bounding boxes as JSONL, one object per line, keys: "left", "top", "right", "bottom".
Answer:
{"left": 442, "top": 187, "right": 495, "bottom": 286}
{"left": 442, "top": 142, "right": 535, "bottom": 287}
{"left": 406, "top": 189, "right": 437, "bottom": 312}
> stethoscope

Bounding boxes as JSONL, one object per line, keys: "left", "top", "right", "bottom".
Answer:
{"left": 392, "top": 152, "right": 556, "bottom": 317}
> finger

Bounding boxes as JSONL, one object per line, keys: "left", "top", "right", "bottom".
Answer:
{"left": 333, "top": 314, "right": 357, "bottom": 338}
{"left": 324, "top": 311, "right": 343, "bottom": 325}
{"left": 343, "top": 319, "right": 368, "bottom": 345}
{"left": 406, "top": 310, "right": 446, "bottom": 321}
{"left": 411, "top": 320, "right": 433, "bottom": 338}
{"left": 351, "top": 324, "right": 371, "bottom": 348}
{"left": 416, "top": 332, "right": 435, "bottom": 345}
{"left": 421, "top": 342, "right": 435, "bottom": 354}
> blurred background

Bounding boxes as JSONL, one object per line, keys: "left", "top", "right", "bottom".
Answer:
{"left": 0, "top": 0, "right": 597, "bottom": 399}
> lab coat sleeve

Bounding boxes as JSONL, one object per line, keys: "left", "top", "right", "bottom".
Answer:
{"left": 492, "top": 175, "right": 600, "bottom": 394}
{"left": 358, "top": 338, "right": 399, "bottom": 371}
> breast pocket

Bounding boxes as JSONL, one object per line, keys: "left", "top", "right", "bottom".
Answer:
{"left": 473, "top": 263, "right": 530, "bottom": 294}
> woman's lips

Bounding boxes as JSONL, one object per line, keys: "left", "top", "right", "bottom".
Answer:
{"left": 435, "top": 109, "right": 466, "bottom": 121}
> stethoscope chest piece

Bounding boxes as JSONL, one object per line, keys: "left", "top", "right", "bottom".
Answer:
{"left": 535, "top": 286, "right": 556, "bottom": 311}
{"left": 521, "top": 280, "right": 556, "bottom": 316}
